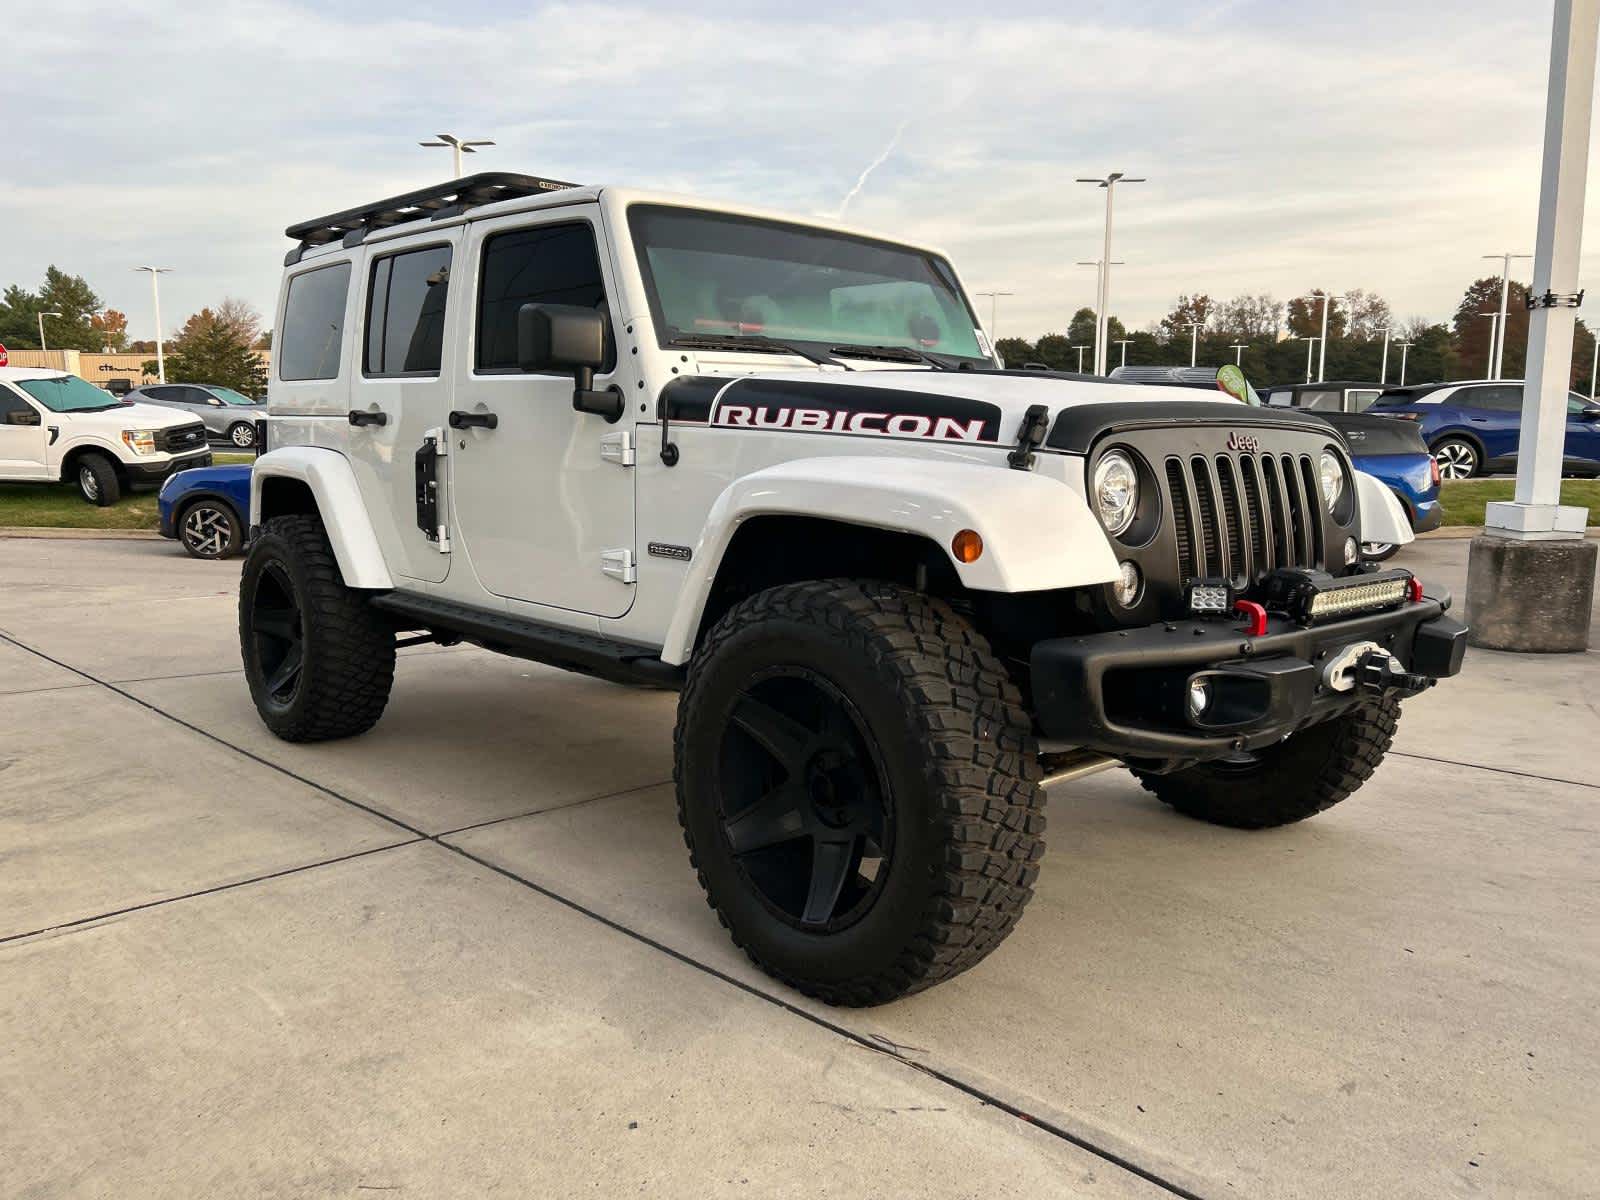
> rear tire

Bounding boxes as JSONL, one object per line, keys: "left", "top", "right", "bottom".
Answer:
{"left": 1133, "top": 696, "right": 1400, "bottom": 829}
{"left": 227, "top": 421, "right": 256, "bottom": 449}
{"left": 76, "top": 454, "right": 120, "bottom": 506}
{"left": 1431, "top": 437, "right": 1479, "bottom": 480}
{"left": 239, "top": 514, "right": 395, "bottom": 742}
{"left": 675, "top": 580, "right": 1044, "bottom": 1006}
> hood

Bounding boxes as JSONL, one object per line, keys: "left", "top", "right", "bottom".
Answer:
{"left": 663, "top": 367, "right": 1334, "bottom": 450}
{"left": 105, "top": 401, "right": 209, "bottom": 427}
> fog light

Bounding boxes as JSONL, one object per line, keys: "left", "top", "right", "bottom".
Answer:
{"left": 1187, "top": 578, "right": 1232, "bottom": 615}
{"left": 1187, "top": 678, "right": 1211, "bottom": 717}
{"left": 1113, "top": 560, "right": 1142, "bottom": 606}
{"left": 1344, "top": 536, "right": 1359, "bottom": 565}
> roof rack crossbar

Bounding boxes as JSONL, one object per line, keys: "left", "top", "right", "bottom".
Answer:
{"left": 285, "top": 171, "right": 580, "bottom": 249}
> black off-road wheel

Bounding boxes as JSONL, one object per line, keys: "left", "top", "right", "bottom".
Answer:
{"left": 76, "top": 453, "right": 120, "bottom": 506}
{"left": 675, "top": 580, "right": 1045, "bottom": 1007}
{"left": 239, "top": 514, "right": 395, "bottom": 742}
{"left": 1133, "top": 695, "right": 1400, "bottom": 829}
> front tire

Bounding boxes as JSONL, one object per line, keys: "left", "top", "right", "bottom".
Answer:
{"left": 675, "top": 580, "right": 1044, "bottom": 1006}
{"left": 1360, "top": 541, "right": 1399, "bottom": 562}
{"left": 1432, "top": 437, "right": 1479, "bottom": 480}
{"left": 178, "top": 499, "right": 243, "bottom": 559}
{"left": 239, "top": 514, "right": 395, "bottom": 742}
{"left": 1133, "top": 695, "right": 1400, "bottom": 829}
{"left": 76, "top": 454, "right": 120, "bottom": 506}
{"left": 227, "top": 421, "right": 256, "bottom": 449}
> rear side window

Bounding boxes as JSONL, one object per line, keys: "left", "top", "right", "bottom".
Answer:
{"left": 476, "top": 223, "right": 610, "bottom": 372}
{"left": 1463, "top": 385, "right": 1521, "bottom": 412}
{"left": 1299, "top": 389, "right": 1342, "bottom": 411}
{"left": 366, "top": 245, "right": 452, "bottom": 376}
{"left": 279, "top": 262, "right": 352, "bottom": 381}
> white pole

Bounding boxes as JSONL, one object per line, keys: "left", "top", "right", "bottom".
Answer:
{"left": 1484, "top": 252, "right": 1533, "bottom": 380}
{"left": 1115, "top": 339, "right": 1131, "bottom": 368}
{"left": 1231, "top": 342, "right": 1247, "bottom": 365}
{"left": 1316, "top": 292, "right": 1331, "bottom": 381}
{"left": 1078, "top": 174, "right": 1143, "bottom": 375}
{"left": 1497, "top": 0, "right": 1597, "bottom": 522}
{"left": 1303, "top": 336, "right": 1317, "bottom": 383}
{"left": 1074, "top": 345, "right": 1087, "bottom": 372}
{"left": 136, "top": 267, "right": 171, "bottom": 385}
{"left": 37, "top": 311, "right": 60, "bottom": 353}
{"left": 1395, "top": 341, "right": 1413, "bottom": 385}
{"left": 1591, "top": 332, "right": 1598, "bottom": 400}
{"left": 1189, "top": 321, "right": 1199, "bottom": 367}
{"left": 1379, "top": 326, "right": 1391, "bottom": 383}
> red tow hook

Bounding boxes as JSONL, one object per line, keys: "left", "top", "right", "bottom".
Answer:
{"left": 1406, "top": 577, "right": 1424, "bottom": 603}
{"left": 1233, "top": 599, "right": 1268, "bottom": 637}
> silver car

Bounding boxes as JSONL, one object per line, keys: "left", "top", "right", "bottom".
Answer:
{"left": 123, "top": 384, "right": 264, "bottom": 448}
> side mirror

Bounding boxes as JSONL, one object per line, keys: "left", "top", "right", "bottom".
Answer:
{"left": 7, "top": 408, "right": 41, "bottom": 427}
{"left": 517, "top": 303, "right": 623, "bottom": 422}
{"left": 1582, "top": 406, "right": 1600, "bottom": 421}
{"left": 207, "top": 397, "right": 224, "bottom": 407}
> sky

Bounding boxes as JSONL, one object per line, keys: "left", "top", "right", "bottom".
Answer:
{"left": 0, "top": 0, "right": 1587, "bottom": 344}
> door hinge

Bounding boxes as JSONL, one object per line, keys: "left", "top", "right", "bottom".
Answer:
{"left": 599, "top": 430, "right": 636, "bottom": 467}
{"left": 600, "top": 547, "right": 637, "bottom": 584}
{"left": 416, "top": 427, "right": 450, "bottom": 552}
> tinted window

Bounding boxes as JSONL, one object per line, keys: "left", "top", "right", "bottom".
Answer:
{"left": 1299, "top": 389, "right": 1342, "bottom": 411}
{"left": 366, "top": 244, "right": 452, "bottom": 376}
{"left": 279, "top": 262, "right": 352, "bottom": 381}
{"left": 1347, "top": 389, "right": 1381, "bottom": 411}
{"left": 0, "top": 386, "right": 38, "bottom": 425}
{"left": 143, "top": 385, "right": 184, "bottom": 401}
{"left": 1463, "top": 385, "right": 1521, "bottom": 412}
{"left": 17, "top": 375, "right": 122, "bottom": 412}
{"left": 477, "top": 223, "right": 610, "bottom": 372}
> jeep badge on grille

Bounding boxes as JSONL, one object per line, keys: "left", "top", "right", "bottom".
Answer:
{"left": 1226, "top": 431, "right": 1261, "bottom": 452}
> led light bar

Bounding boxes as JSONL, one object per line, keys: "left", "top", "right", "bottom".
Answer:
{"left": 1307, "top": 578, "right": 1409, "bottom": 620}
{"left": 1186, "top": 578, "right": 1233, "bottom": 616}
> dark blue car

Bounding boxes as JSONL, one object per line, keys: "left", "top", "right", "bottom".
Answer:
{"left": 1369, "top": 380, "right": 1600, "bottom": 479}
{"left": 157, "top": 464, "right": 252, "bottom": 559}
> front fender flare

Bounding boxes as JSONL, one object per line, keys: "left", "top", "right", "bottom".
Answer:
{"left": 1354, "top": 469, "right": 1415, "bottom": 547}
{"left": 251, "top": 447, "right": 392, "bottom": 589}
{"left": 660, "top": 456, "right": 1121, "bottom": 665}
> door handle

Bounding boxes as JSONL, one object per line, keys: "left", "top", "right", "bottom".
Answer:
{"left": 1469, "top": 416, "right": 1488, "bottom": 423}
{"left": 449, "top": 410, "right": 499, "bottom": 430}
{"left": 348, "top": 410, "right": 388, "bottom": 427}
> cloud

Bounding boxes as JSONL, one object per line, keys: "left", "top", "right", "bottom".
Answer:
{"left": 0, "top": 0, "right": 1577, "bottom": 344}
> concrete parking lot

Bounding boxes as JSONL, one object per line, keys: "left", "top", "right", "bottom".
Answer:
{"left": 1, "top": 534, "right": 1596, "bottom": 1199}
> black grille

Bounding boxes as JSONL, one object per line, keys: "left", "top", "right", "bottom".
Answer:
{"left": 159, "top": 423, "right": 207, "bottom": 453}
{"left": 1162, "top": 451, "right": 1323, "bottom": 586}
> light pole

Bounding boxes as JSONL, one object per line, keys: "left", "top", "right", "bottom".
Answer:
{"left": 1591, "top": 330, "right": 1598, "bottom": 401}
{"left": 1230, "top": 342, "right": 1248, "bottom": 365}
{"left": 1378, "top": 325, "right": 1392, "bottom": 383}
{"left": 37, "top": 311, "right": 62, "bottom": 353}
{"left": 1307, "top": 290, "right": 1333, "bottom": 382}
{"left": 134, "top": 266, "right": 172, "bottom": 384}
{"left": 1071, "top": 344, "right": 1087, "bottom": 372}
{"left": 1298, "top": 335, "right": 1319, "bottom": 383}
{"left": 1478, "top": 311, "right": 1501, "bottom": 374}
{"left": 1181, "top": 319, "right": 1203, "bottom": 367}
{"left": 1076, "top": 173, "right": 1145, "bottom": 375}
{"left": 420, "top": 133, "right": 495, "bottom": 179}
{"left": 1075, "top": 259, "right": 1123, "bottom": 373}
{"left": 1113, "top": 339, "right": 1132, "bottom": 369}
{"left": 1482, "top": 251, "right": 1532, "bottom": 379}
{"left": 1394, "top": 340, "right": 1414, "bottom": 386}
{"left": 974, "top": 291, "right": 1013, "bottom": 343}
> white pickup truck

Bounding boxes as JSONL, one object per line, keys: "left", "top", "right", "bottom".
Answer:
{"left": 0, "top": 367, "right": 212, "bottom": 504}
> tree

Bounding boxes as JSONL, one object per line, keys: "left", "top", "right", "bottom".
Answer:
{"left": 1157, "top": 294, "right": 1214, "bottom": 345}
{"left": 162, "top": 300, "right": 269, "bottom": 395}
{"left": 1451, "top": 276, "right": 1530, "bottom": 380}
{"left": 1214, "top": 294, "right": 1283, "bottom": 341}
{"left": 0, "top": 267, "right": 107, "bottom": 350}
{"left": 994, "top": 336, "right": 1034, "bottom": 368}
{"left": 91, "top": 309, "right": 129, "bottom": 352}
{"left": 1286, "top": 290, "right": 1347, "bottom": 341}
{"left": 1340, "top": 289, "right": 1393, "bottom": 341}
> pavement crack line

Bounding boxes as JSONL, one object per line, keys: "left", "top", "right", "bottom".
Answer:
{"left": 0, "top": 627, "right": 1210, "bottom": 1200}
{"left": 1390, "top": 749, "right": 1600, "bottom": 791}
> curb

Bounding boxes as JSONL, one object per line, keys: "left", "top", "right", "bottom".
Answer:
{"left": 1419, "top": 527, "right": 1600, "bottom": 540}
{"left": 0, "top": 527, "right": 164, "bottom": 540}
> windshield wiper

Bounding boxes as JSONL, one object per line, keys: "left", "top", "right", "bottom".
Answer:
{"left": 831, "top": 344, "right": 954, "bottom": 371}
{"left": 665, "top": 331, "right": 851, "bottom": 370}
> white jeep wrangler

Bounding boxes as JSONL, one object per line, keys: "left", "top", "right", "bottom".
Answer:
{"left": 243, "top": 173, "right": 1467, "bottom": 1005}
{"left": 0, "top": 367, "right": 212, "bottom": 504}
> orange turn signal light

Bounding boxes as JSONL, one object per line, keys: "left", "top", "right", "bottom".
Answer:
{"left": 952, "top": 529, "right": 984, "bottom": 563}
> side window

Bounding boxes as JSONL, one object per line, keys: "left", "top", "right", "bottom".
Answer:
{"left": 1568, "top": 393, "right": 1593, "bottom": 414}
{"left": 476, "top": 223, "right": 612, "bottom": 373}
{"left": 279, "top": 261, "right": 353, "bottom": 382}
{"left": 0, "top": 386, "right": 39, "bottom": 425}
{"left": 1466, "top": 386, "right": 1521, "bottom": 412}
{"left": 1300, "top": 389, "right": 1341, "bottom": 411}
{"left": 1347, "top": 389, "right": 1381, "bottom": 411}
{"left": 144, "top": 385, "right": 182, "bottom": 402}
{"left": 365, "top": 244, "right": 452, "bottom": 376}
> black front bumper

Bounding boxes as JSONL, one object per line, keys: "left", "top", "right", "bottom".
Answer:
{"left": 1031, "top": 595, "right": 1467, "bottom": 761}
{"left": 130, "top": 450, "right": 212, "bottom": 483}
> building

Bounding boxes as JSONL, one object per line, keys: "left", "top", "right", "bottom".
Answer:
{"left": 4, "top": 348, "right": 272, "bottom": 393}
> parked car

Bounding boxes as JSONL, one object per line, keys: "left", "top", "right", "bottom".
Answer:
{"left": 0, "top": 367, "right": 212, "bottom": 504}
{"left": 124, "top": 383, "right": 266, "bottom": 449}
{"left": 158, "top": 464, "right": 252, "bottom": 559}
{"left": 1367, "top": 380, "right": 1600, "bottom": 479}
{"left": 237, "top": 171, "right": 1466, "bottom": 1006}
{"left": 1116, "top": 370, "right": 1442, "bottom": 560}
{"left": 1260, "top": 382, "right": 1442, "bottom": 559}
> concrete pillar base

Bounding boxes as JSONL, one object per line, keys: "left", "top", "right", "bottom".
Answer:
{"left": 1466, "top": 534, "right": 1596, "bottom": 652}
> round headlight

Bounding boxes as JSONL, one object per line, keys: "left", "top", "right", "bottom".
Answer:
{"left": 1092, "top": 451, "right": 1139, "bottom": 537}
{"left": 1318, "top": 449, "right": 1346, "bottom": 510}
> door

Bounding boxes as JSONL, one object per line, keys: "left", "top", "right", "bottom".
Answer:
{"left": 448, "top": 210, "right": 636, "bottom": 618}
{"left": 346, "top": 238, "right": 458, "bottom": 584}
{"left": 1456, "top": 385, "right": 1522, "bottom": 463}
{"left": 0, "top": 384, "right": 47, "bottom": 478}
{"left": 1566, "top": 393, "right": 1600, "bottom": 472}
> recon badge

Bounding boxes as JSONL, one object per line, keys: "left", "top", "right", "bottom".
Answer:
{"left": 648, "top": 542, "right": 693, "bottom": 561}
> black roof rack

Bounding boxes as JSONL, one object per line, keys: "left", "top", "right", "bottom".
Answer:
{"left": 284, "top": 172, "right": 581, "bottom": 253}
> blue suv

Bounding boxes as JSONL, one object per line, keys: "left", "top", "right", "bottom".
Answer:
{"left": 1369, "top": 381, "right": 1600, "bottom": 479}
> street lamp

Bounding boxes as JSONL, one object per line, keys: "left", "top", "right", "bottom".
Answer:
{"left": 1306, "top": 290, "right": 1334, "bottom": 382}
{"left": 134, "top": 266, "right": 173, "bottom": 384}
{"left": 1482, "top": 252, "right": 1532, "bottom": 379}
{"left": 1478, "top": 311, "right": 1501, "bottom": 374}
{"left": 1230, "top": 342, "right": 1248, "bottom": 365}
{"left": 1113, "top": 338, "right": 1132, "bottom": 369}
{"left": 974, "top": 291, "right": 1014, "bottom": 343}
{"left": 1075, "top": 259, "right": 1123, "bottom": 373}
{"left": 1394, "top": 340, "right": 1414, "bottom": 386}
{"left": 37, "top": 311, "right": 62, "bottom": 353}
{"left": 1296, "top": 335, "right": 1319, "bottom": 384}
{"left": 1071, "top": 344, "right": 1087, "bottom": 372}
{"left": 1180, "top": 319, "right": 1203, "bottom": 368}
{"left": 1377, "top": 325, "right": 1392, "bottom": 383}
{"left": 420, "top": 133, "right": 495, "bottom": 179}
{"left": 1075, "top": 173, "right": 1145, "bottom": 375}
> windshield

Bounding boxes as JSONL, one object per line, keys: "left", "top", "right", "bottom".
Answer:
{"left": 629, "top": 205, "right": 991, "bottom": 364}
{"left": 17, "top": 374, "right": 123, "bottom": 413}
{"left": 212, "top": 386, "right": 258, "bottom": 406}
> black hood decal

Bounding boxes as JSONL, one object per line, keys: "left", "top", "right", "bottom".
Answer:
{"left": 660, "top": 376, "right": 1004, "bottom": 443}
{"left": 1046, "top": 401, "right": 1339, "bottom": 454}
